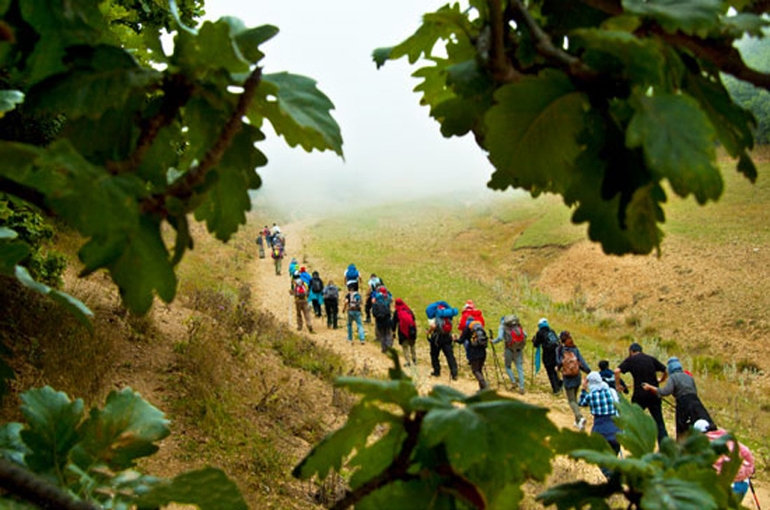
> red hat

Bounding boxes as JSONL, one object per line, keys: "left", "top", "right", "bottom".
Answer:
{"left": 379, "top": 286, "right": 388, "bottom": 296}
{"left": 300, "top": 266, "right": 306, "bottom": 272}
{"left": 464, "top": 300, "right": 475, "bottom": 310}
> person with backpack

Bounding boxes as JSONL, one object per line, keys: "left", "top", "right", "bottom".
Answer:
{"left": 256, "top": 232, "right": 265, "bottom": 259}
{"left": 425, "top": 301, "right": 459, "bottom": 381}
{"left": 556, "top": 330, "right": 591, "bottom": 430}
{"left": 290, "top": 273, "right": 313, "bottom": 333}
{"left": 615, "top": 342, "right": 669, "bottom": 445}
{"left": 492, "top": 314, "right": 527, "bottom": 394}
{"left": 643, "top": 356, "right": 715, "bottom": 441}
{"left": 458, "top": 300, "right": 485, "bottom": 332}
{"left": 322, "top": 280, "right": 340, "bottom": 329}
{"left": 308, "top": 271, "right": 325, "bottom": 318}
{"left": 342, "top": 283, "right": 365, "bottom": 344}
{"left": 371, "top": 286, "right": 394, "bottom": 353}
{"left": 263, "top": 225, "right": 272, "bottom": 248}
{"left": 456, "top": 318, "right": 489, "bottom": 390}
{"left": 532, "top": 318, "right": 562, "bottom": 394}
{"left": 271, "top": 238, "right": 284, "bottom": 275}
{"left": 392, "top": 298, "right": 418, "bottom": 367}
{"left": 599, "top": 359, "right": 628, "bottom": 394}
{"left": 579, "top": 372, "right": 621, "bottom": 479}
{"left": 364, "top": 273, "right": 384, "bottom": 323}
{"left": 344, "top": 263, "right": 361, "bottom": 292}
{"left": 288, "top": 258, "right": 299, "bottom": 279}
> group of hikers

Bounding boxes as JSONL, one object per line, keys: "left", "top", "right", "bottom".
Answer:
{"left": 256, "top": 224, "right": 287, "bottom": 275}
{"left": 258, "top": 248, "right": 758, "bottom": 504}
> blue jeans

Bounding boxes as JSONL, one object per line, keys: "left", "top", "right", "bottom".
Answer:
{"left": 347, "top": 311, "right": 365, "bottom": 341}
{"left": 504, "top": 346, "right": 525, "bottom": 389}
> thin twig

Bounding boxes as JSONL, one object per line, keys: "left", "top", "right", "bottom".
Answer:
{"left": 488, "top": 0, "right": 520, "bottom": 83}
{"left": 0, "top": 459, "right": 101, "bottom": 510}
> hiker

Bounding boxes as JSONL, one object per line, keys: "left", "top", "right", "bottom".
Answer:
{"left": 271, "top": 238, "right": 284, "bottom": 275}
{"left": 344, "top": 263, "right": 362, "bottom": 291}
{"left": 288, "top": 257, "right": 299, "bottom": 279}
{"left": 579, "top": 372, "right": 621, "bottom": 479}
{"left": 271, "top": 224, "right": 285, "bottom": 249}
{"left": 532, "top": 318, "right": 562, "bottom": 394}
{"left": 298, "top": 266, "right": 311, "bottom": 284}
{"left": 371, "top": 286, "right": 394, "bottom": 353}
{"left": 458, "top": 300, "right": 485, "bottom": 332}
{"left": 615, "top": 342, "right": 669, "bottom": 444}
{"left": 599, "top": 359, "right": 627, "bottom": 394}
{"left": 693, "top": 419, "right": 756, "bottom": 505}
{"left": 491, "top": 314, "right": 527, "bottom": 394}
{"left": 290, "top": 273, "right": 313, "bottom": 333}
{"left": 643, "top": 356, "right": 714, "bottom": 441}
{"left": 263, "top": 225, "right": 272, "bottom": 248}
{"left": 364, "top": 273, "right": 384, "bottom": 323}
{"left": 322, "top": 280, "right": 340, "bottom": 329}
{"left": 456, "top": 318, "right": 489, "bottom": 390}
{"left": 425, "top": 301, "right": 459, "bottom": 380}
{"left": 556, "top": 330, "right": 591, "bottom": 430}
{"left": 256, "top": 232, "right": 265, "bottom": 259}
{"left": 342, "top": 283, "right": 365, "bottom": 344}
{"left": 392, "top": 298, "right": 418, "bottom": 367}
{"left": 308, "top": 271, "right": 325, "bottom": 318}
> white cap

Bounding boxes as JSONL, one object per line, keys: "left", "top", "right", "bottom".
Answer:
{"left": 693, "top": 419, "right": 711, "bottom": 432}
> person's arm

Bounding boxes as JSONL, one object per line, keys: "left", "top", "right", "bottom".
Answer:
{"left": 614, "top": 368, "right": 623, "bottom": 392}
{"left": 491, "top": 320, "right": 505, "bottom": 344}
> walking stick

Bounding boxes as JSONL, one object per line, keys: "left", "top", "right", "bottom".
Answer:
{"left": 749, "top": 478, "right": 761, "bottom": 510}
{"left": 530, "top": 345, "right": 535, "bottom": 387}
{"left": 488, "top": 334, "right": 505, "bottom": 389}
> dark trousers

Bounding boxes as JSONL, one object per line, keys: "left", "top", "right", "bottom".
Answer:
{"left": 635, "top": 396, "right": 668, "bottom": 444}
{"left": 430, "top": 340, "right": 458, "bottom": 378}
{"left": 469, "top": 358, "right": 488, "bottom": 390}
{"left": 544, "top": 361, "right": 562, "bottom": 393}
{"left": 324, "top": 298, "right": 338, "bottom": 328}
{"left": 364, "top": 292, "right": 373, "bottom": 321}
{"left": 311, "top": 298, "right": 323, "bottom": 317}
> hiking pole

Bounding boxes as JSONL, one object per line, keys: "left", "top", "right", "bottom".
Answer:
{"left": 488, "top": 336, "right": 505, "bottom": 389}
{"left": 749, "top": 478, "right": 761, "bottom": 510}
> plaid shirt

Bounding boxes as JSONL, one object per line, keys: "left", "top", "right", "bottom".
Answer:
{"left": 579, "top": 387, "right": 618, "bottom": 417}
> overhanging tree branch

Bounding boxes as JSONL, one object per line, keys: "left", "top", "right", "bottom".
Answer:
{"left": 0, "top": 459, "right": 101, "bottom": 510}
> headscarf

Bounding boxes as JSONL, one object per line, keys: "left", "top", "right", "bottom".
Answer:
{"left": 586, "top": 371, "right": 604, "bottom": 392}
{"left": 667, "top": 357, "right": 683, "bottom": 374}
{"left": 538, "top": 318, "right": 548, "bottom": 329}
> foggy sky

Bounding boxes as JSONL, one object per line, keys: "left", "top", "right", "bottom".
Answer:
{"left": 201, "top": 0, "right": 500, "bottom": 216}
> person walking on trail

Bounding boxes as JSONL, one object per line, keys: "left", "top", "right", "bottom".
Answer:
{"left": 342, "top": 284, "right": 365, "bottom": 344}
{"left": 256, "top": 232, "right": 265, "bottom": 259}
{"left": 458, "top": 300, "right": 485, "bottom": 332}
{"left": 344, "top": 263, "right": 362, "bottom": 292}
{"left": 456, "top": 318, "right": 490, "bottom": 390}
{"left": 262, "top": 225, "right": 272, "bottom": 248}
{"left": 364, "top": 273, "right": 384, "bottom": 323}
{"left": 392, "top": 298, "right": 418, "bottom": 367}
{"left": 308, "top": 271, "right": 325, "bottom": 318}
{"left": 579, "top": 372, "right": 621, "bottom": 479}
{"left": 599, "top": 359, "right": 628, "bottom": 394}
{"left": 693, "top": 419, "right": 756, "bottom": 505}
{"left": 425, "top": 301, "right": 459, "bottom": 380}
{"left": 556, "top": 330, "right": 591, "bottom": 430}
{"left": 290, "top": 273, "right": 313, "bottom": 333}
{"left": 371, "top": 286, "right": 394, "bottom": 353}
{"left": 615, "top": 342, "right": 669, "bottom": 445}
{"left": 322, "top": 280, "right": 340, "bottom": 329}
{"left": 492, "top": 314, "right": 527, "bottom": 394}
{"left": 288, "top": 258, "right": 299, "bottom": 279}
{"left": 532, "top": 318, "right": 562, "bottom": 394}
{"left": 271, "top": 239, "right": 285, "bottom": 275}
{"left": 643, "top": 357, "right": 714, "bottom": 441}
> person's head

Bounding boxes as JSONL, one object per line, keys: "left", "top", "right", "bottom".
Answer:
{"left": 464, "top": 300, "right": 475, "bottom": 310}
{"left": 395, "top": 297, "right": 404, "bottom": 307}
{"left": 328, "top": 279, "right": 334, "bottom": 286}
{"left": 559, "top": 330, "right": 572, "bottom": 343}
{"left": 537, "top": 317, "right": 549, "bottom": 329}
{"left": 586, "top": 372, "right": 604, "bottom": 392}
{"left": 629, "top": 342, "right": 643, "bottom": 354}
{"left": 693, "top": 419, "right": 716, "bottom": 433}
{"left": 378, "top": 286, "right": 388, "bottom": 297}
{"left": 667, "top": 357, "right": 683, "bottom": 374}
{"left": 300, "top": 266, "right": 306, "bottom": 272}
{"left": 598, "top": 360, "right": 610, "bottom": 371}
{"left": 312, "top": 271, "right": 319, "bottom": 277}
{"left": 371, "top": 273, "right": 377, "bottom": 278}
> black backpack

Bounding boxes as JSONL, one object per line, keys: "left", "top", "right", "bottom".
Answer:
{"left": 372, "top": 300, "right": 390, "bottom": 319}
{"left": 310, "top": 277, "right": 323, "bottom": 293}
{"left": 470, "top": 321, "right": 488, "bottom": 347}
{"left": 544, "top": 329, "right": 559, "bottom": 350}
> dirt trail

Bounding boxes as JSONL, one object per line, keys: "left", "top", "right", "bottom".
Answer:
{"left": 250, "top": 222, "right": 768, "bottom": 507}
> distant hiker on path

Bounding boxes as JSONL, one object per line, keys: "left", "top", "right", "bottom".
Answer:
{"left": 458, "top": 300, "right": 485, "bottom": 332}
{"left": 290, "top": 274, "right": 313, "bottom": 333}
{"left": 271, "top": 239, "right": 284, "bottom": 275}
{"left": 323, "top": 280, "right": 340, "bottom": 329}
{"left": 579, "top": 371, "right": 621, "bottom": 479}
{"left": 643, "top": 356, "right": 714, "bottom": 441}
{"left": 342, "top": 284, "right": 365, "bottom": 344}
{"left": 457, "top": 317, "right": 489, "bottom": 390}
{"left": 532, "top": 318, "right": 562, "bottom": 394}
{"left": 492, "top": 314, "right": 527, "bottom": 394}
{"left": 426, "top": 301, "right": 459, "bottom": 381}
{"left": 288, "top": 258, "right": 299, "bottom": 280}
{"left": 615, "top": 342, "right": 669, "bottom": 445}
{"left": 392, "top": 298, "right": 418, "bottom": 367}
{"left": 344, "top": 264, "right": 361, "bottom": 292}
{"left": 309, "top": 271, "right": 325, "bottom": 318}
{"left": 599, "top": 359, "right": 627, "bottom": 394}
{"left": 364, "top": 273, "right": 384, "bottom": 323}
{"left": 256, "top": 233, "right": 265, "bottom": 259}
{"left": 371, "top": 286, "right": 394, "bottom": 353}
{"left": 262, "top": 225, "right": 272, "bottom": 248}
{"left": 556, "top": 330, "right": 591, "bottom": 430}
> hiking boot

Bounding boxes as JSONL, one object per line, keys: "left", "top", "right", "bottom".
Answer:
{"left": 518, "top": 387, "right": 526, "bottom": 395}
{"left": 430, "top": 372, "right": 440, "bottom": 378}
{"left": 451, "top": 374, "right": 458, "bottom": 381}
{"left": 577, "top": 417, "right": 586, "bottom": 431}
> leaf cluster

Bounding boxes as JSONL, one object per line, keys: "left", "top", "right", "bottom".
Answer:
{"left": 0, "top": 386, "right": 248, "bottom": 510}
{"left": 373, "top": 0, "right": 768, "bottom": 255}
{"left": 0, "top": 0, "right": 343, "bottom": 316}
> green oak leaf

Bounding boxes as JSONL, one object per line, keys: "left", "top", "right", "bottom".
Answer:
{"left": 173, "top": 18, "right": 251, "bottom": 76}
{"left": 336, "top": 376, "right": 419, "bottom": 411}
{"left": 486, "top": 70, "right": 588, "bottom": 193}
{"left": 541, "top": 0, "right": 611, "bottom": 32}
{"left": 0, "top": 241, "right": 29, "bottom": 274}
{"left": 63, "top": 106, "right": 141, "bottom": 164}
{"left": 135, "top": 467, "right": 248, "bottom": 510}
{"left": 348, "top": 421, "right": 408, "bottom": 490}
{"left": 27, "top": 45, "right": 161, "bottom": 119}
{"left": 0, "top": 227, "right": 17, "bottom": 240}
{"left": 572, "top": 29, "right": 666, "bottom": 87}
{"left": 622, "top": 0, "right": 721, "bottom": 37}
{"left": 626, "top": 93, "right": 722, "bottom": 204}
{"left": 571, "top": 449, "right": 656, "bottom": 478}
{"left": 19, "top": 387, "right": 85, "bottom": 476}
{"left": 71, "top": 388, "right": 170, "bottom": 472}
{"left": 613, "top": 397, "right": 658, "bottom": 457}
{"left": 14, "top": 266, "right": 94, "bottom": 331}
{"left": 412, "top": 60, "right": 456, "bottom": 112}
{"left": 0, "top": 90, "right": 24, "bottom": 116}
{"left": 357, "top": 479, "right": 454, "bottom": 510}
{"left": 550, "top": 428, "right": 614, "bottom": 455}
{"left": 293, "top": 403, "right": 399, "bottom": 480}
{"left": 0, "top": 423, "right": 30, "bottom": 465}
{"left": 537, "top": 479, "right": 616, "bottom": 509}
{"left": 722, "top": 12, "right": 769, "bottom": 38}
{"left": 641, "top": 476, "right": 718, "bottom": 510}
{"left": 193, "top": 126, "right": 266, "bottom": 241}
{"left": 20, "top": 0, "right": 107, "bottom": 85}
{"left": 220, "top": 17, "right": 278, "bottom": 65}
{"left": 252, "top": 72, "right": 343, "bottom": 155}
{"left": 432, "top": 59, "right": 494, "bottom": 137}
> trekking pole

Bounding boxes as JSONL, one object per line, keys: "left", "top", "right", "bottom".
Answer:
{"left": 488, "top": 336, "right": 505, "bottom": 389}
{"left": 749, "top": 478, "right": 761, "bottom": 510}
{"left": 530, "top": 346, "right": 535, "bottom": 387}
